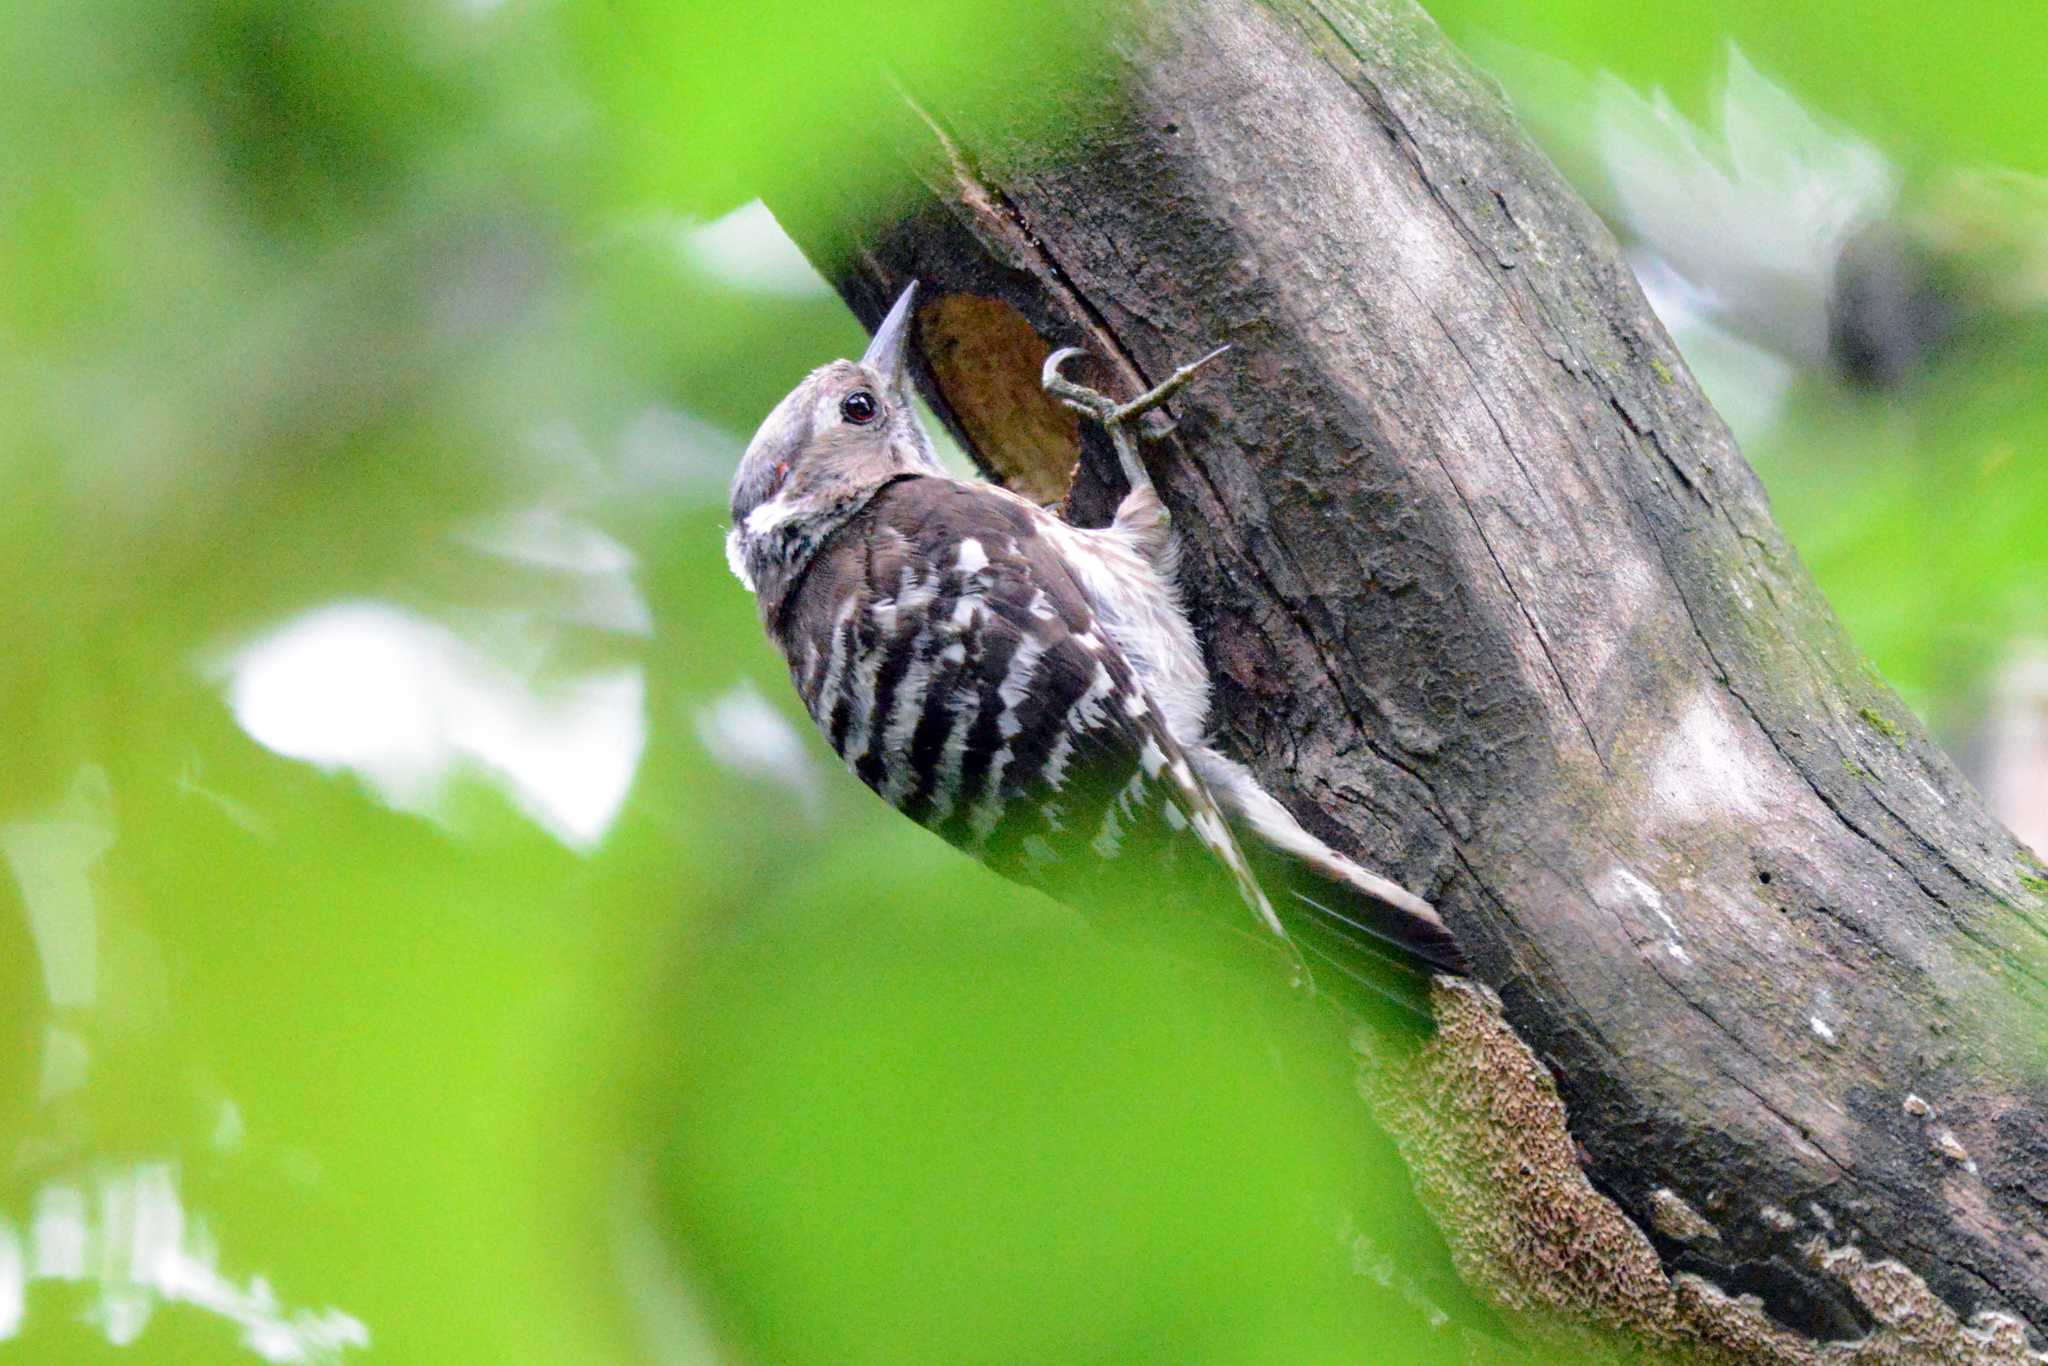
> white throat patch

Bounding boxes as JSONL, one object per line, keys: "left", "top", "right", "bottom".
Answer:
{"left": 724, "top": 527, "right": 755, "bottom": 592}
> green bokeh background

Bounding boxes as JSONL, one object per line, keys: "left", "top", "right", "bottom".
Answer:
{"left": 0, "top": 1, "right": 2040, "bottom": 1362}
{"left": 1427, "top": 0, "right": 2048, "bottom": 718}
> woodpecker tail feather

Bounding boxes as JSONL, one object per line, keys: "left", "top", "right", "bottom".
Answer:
{"left": 1185, "top": 746, "right": 1466, "bottom": 981}
{"left": 1279, "top": 862, "right": 1467, "bottom": 977}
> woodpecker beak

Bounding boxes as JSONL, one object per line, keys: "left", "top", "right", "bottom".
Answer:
{"left": 860, "top": 280, "right": 918, "bottom": 399}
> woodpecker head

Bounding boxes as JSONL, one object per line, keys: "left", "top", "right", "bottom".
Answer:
{"left": 727, "top": 283, "right": 942, "bottom": 605}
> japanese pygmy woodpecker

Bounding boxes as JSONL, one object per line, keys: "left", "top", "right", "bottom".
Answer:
{"left": 725, "top": 283, "right": 1465, "bottom": 986}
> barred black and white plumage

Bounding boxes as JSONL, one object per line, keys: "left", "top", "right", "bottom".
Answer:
{"left": 726, "top": 282, "right": 1465, "bottom": 984}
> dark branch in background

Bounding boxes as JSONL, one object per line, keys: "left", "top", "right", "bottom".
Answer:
{"left": 770, "top": 0, "right": 2048, "bottom": 1354}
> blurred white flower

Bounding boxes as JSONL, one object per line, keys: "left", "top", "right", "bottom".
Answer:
{"left": 1627, "top": 249, "right": 1797, "bottom": 443}
{"left": 0, "top": 766, "right": 114, "bottom": 1013}
{"left": 694, "top": 682, "right": 825, "bottom": 822}
{"left": 1593, "top": 46, "right": 1896, "bottom": 365}
{"left": 1982, "top": 641, "right": 2048, "bottom": 860}
{"left": 617, "top": 403, "right": 743, "bottom": 504}
{"left": 1487, "top": 42, "right": 1900, "bottom": 430}
{"left": 1, "top": 1163, "right": 366, "bottom": 1361}
{"left": 453, "top": 506, "right": 654, "bottom": 637}
{"left": 222, "top": 601, "right": 644, "bottom": 851}
{"left": 678, "top": 199, "right": 830, "bottom": 297}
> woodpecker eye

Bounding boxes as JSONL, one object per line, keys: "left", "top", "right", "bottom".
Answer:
{"left": 840, "top": 390, "right": 879, "bottom": 425}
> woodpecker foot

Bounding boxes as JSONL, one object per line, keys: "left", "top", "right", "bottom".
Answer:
{"left": 1041, "top": 344, "right": 1230, "bottom": 428}
{"left": 1041, "top": 344, "right": 1229, "bottom": 494}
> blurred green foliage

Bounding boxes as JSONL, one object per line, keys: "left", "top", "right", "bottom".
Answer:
{"left": 1428, "top": 0, "right": 2048, "bottom": 177}
{"left": 1431, "top": 0, "right": 2048, "bottom": 719}
{"left": 569, "top": 0, "right": 1106, "bottom": 224}
{"left": 0, "top": 0, "right": 1455, "bottom": 1361}
{"left": 1756, "top": 337, "right": 2048, "bottom": 711}
{"left": 0, "top": 0, "right": 2041, "bottom": 1362}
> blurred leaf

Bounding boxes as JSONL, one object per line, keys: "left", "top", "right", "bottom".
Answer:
{"left": 0, "top": 0, "right": 2040, "bottom": 1360}
{"left": 649, "top": 852, "right": 1463, "bottom": 1364}
{"left": 565, "top": 0, "right": 1115, "bottom": 234}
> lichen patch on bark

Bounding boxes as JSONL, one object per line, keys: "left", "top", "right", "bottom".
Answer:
{"left": 1360, "top": 979, "right": 2048, "bottom": 1362}
{"left": 1359, "top": 977, "right": 1677, "bottom": 1349}
{"left": 1651, "top": 1188, "right": 1723, "bottom": 1246}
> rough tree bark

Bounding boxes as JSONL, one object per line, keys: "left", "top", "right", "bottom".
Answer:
{"left": 768, "top": 0, "right": 2048, "bottom": 1355}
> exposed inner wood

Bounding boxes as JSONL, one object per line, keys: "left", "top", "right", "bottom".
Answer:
{"left": 916, "top": 292, "right": 1081, "bottom": 505}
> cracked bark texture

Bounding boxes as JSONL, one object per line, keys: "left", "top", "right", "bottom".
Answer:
{"left": 766, "top": 0, "right": 2048, "bottom": 1349}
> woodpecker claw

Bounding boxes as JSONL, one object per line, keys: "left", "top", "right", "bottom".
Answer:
{"left": 1040, "top": 343, "right": 1230, "bottom": 427}
{"left": 1041, "top": 346, "right": 1114, "bottom": 420}
{"left": 1041, "top": 340, "right": 1230, "bottom": 499}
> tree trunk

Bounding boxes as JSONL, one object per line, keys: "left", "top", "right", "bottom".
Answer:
{"left": 768, "top": 0, "right": 2048, "bottom": 1353}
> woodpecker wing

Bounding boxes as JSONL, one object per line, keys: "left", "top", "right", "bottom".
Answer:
{"left": 776, "top": 475, "right": 1286, "bottom": 944}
